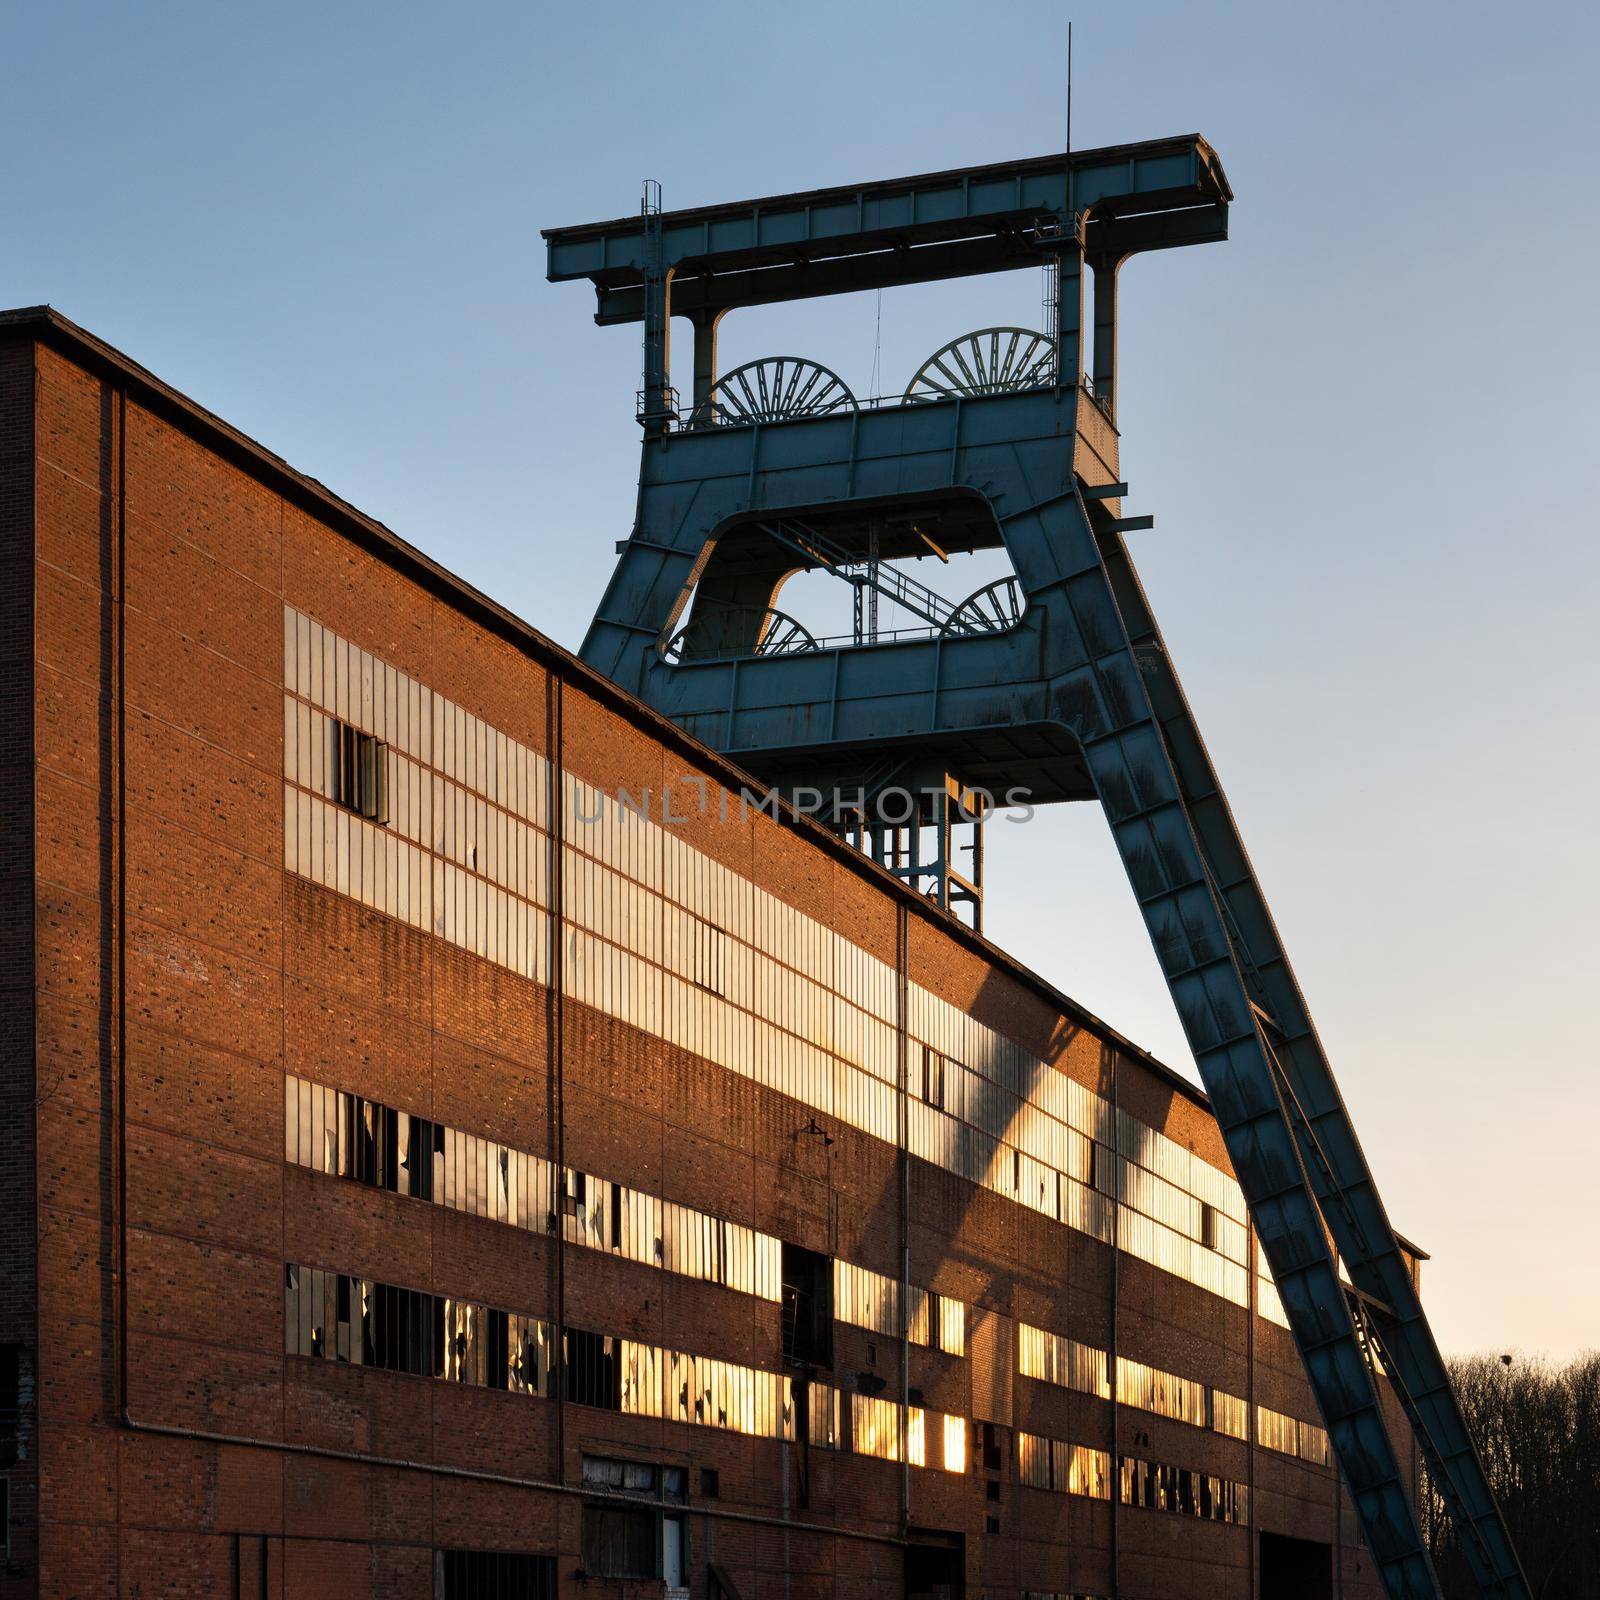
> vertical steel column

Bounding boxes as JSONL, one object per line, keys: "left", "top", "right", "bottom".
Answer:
{"left": 639, "top": 180, "right": 671, "bottom": 436}
{"left": 689, "top": 309, "right": 724, "bottom": 412}
{"left": 1053, "top": 219, "right": 1086, "bottom": 390}
{"left": 1090, "top": 254, "right": 1122, "bottom": 416}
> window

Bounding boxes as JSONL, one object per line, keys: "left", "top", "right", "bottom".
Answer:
{"left": 0, "top": 1345, "right": 20, "bottom": 1470}
{"left": 1017, "top": 1324, "right": 1109, "bottom": 1399}
{"left": 1116, "top": 1355, "right": 1207, "bottom": 1427}
{"left": 781, "top": 1243, "right": 833, "bottom": 1368}
{"left": 436, "top": 1547, "right": 555, "bottom": 1599}
{"left": 851, "top": 1393, "right": 901, "bottom": 1461}
{"left": 400, "top": 1115, "right": 442, "bottom": 1202}
{"left": 283, "top": 1264, "right": 551, "bottom": 1396}
{"left": 1256, "top": 1404, "right": 1297, "bottom": 1456}
{"left": 285, "top": 1076, "right": 444, "bottom": 1203}
{"left": 580, "top": 1457, "right": 687, "bottom": 1585}
{"left": 700, "top": 1467, "right": 720, "bottom": 1499}
{"left": 921, "top": 1045, "right": 945, "bottom": 1109}
{"left": 1212, "top": 1388, "right": 1250, "bottom": 1441}
{"left": 351, "top": 1098, "right": 398, "bottom": 1188}
{"left": 331, "top": 718, "right": 388, "bottom": 822}
{"left": 795, "top": 1380, "right": 840, "bottom": 1451}
{"left": 564, "top": 1328, "right": 622, "bottom": 1410}
{"left": 1015, "top": 1432, "right": 1111, "bottom": 1499}
{"left": 1298, "top": 1421, "right": 1331, "bottom": 1466}
{"left": 1089, "top": 1141, "right": 1115, "bottom": 1196}
{"left": 690, "top": 915, "right": 726, "bottom": 994}
{"left": 1118, "top": 1453, "right": 1248, "bottom": 1525}
{"left": 1200, "top": 1201, "right": 1219, "bottom": 1251}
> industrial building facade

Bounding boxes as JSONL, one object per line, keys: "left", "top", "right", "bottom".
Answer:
{"left": 0, "top": 307, "right": 1420, "bottom": 1598}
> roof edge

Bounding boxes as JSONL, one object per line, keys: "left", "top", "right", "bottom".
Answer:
{"left": 541, "top": 133, "right": 1231, "bottom": 242}
{"left": 1, "top": 303, "right": 1421, "bottom": 1263}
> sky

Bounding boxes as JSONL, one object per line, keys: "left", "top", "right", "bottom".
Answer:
{"left": 5, "top": 0, "right": 1598, "bottom": 1359}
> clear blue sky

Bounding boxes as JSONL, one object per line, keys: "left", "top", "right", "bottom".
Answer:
{"left": 7, "top": 0, "right": 1597, "bottom": 1358}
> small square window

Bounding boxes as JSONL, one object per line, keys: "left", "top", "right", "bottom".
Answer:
{"left": 331, "top": 719, "right": 388, "bottom": 823}
{"left": 1089, "top": 1141, "right": 1115, "bottom": 1195}
{"left": 700, "top": 1467, "right": 720, "bottom": 1500}
{"left": 690, "top": 916, "right": 726, "bottom": 995}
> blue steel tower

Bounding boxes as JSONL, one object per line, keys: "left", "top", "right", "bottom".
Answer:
{"left": 544, "top": 137, "right": 1528, "bottom": 1600}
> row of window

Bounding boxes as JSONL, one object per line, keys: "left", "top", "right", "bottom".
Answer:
{"left": 284, "top": 1262, "right": 1277, "bottom": 1533}
{"left": 288, "top": 765, "right": 1271, "bottom": 1347}
{"left": 1256, "top": 1402, "right": 1331, "bottom": 1466}
{"left": 1119, "top": 1453, "right": 1250, "bottom": 1524}
{"left": 282, "top": 1261, "right": 968, "bottom": 1468}
{"left": 286, "top": 784, "right": 550, "bottom": 983}
{"left": 290, "top": 698, "right": 550, "bottom": 910}
{"left": 285, "top": 1265, "right": 550, "bottom": 1392}
{"left": 284, "top": 1073, "right": 976, "bottom": 1359}
{"left": 285, "top": 607, "right": 549, "bottom": 830}
{"left": 1018, "top": 1324, "right": 1322, "bottom": 1462}
{"left": 1018, "top": 1325, "right": 1112, "bottom": 1399}
{"left": 833, "top": 1258, "right": 966, "bottom": 1356}
{"left": 802, "top": 1385, "right": 967, "bottom": 1473}
{"left": 284, "top": 610, "right": 1267, "bottom": 1331}
{"left": 1117, "top": 1354, "right": 1250, "bottom": 1442}
{"left": 285, "top": 1073, "right": 782, "bottom": 1300}
{"left": 1016, "top": 1432, "right": 1113, "bottom": 1499}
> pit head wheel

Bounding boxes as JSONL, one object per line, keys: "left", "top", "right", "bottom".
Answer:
{"left": 690, "top": 357, "right": 857, "bottom": 427}
{"left": 661, "top": 604, "right": 818, "bottom": 664}
{"left": 904, "top": 327, "right": 1056, "bottom": 402}
{"left": 940, "top": 577, "right": 1024, "bottom": 637}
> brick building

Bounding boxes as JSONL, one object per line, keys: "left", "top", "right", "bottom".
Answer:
{"left": 0, "top": 306, "right": 1422, "bottom": 1598}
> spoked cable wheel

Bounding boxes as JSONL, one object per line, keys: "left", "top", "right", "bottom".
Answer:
{"left": 690, "top": 357, "right": 857, "bottom": 426}
{"left": 903, "top": 327, "right": 1056, "bottom": 402}
{"left": 661, "top": 603, "right": 818, "bottom": 663}
{"left": 940, "top": 577, "right": 1024, "bottom": 637}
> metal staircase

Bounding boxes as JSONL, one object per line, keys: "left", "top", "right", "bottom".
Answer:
{"left": 761, "top": 518, "right": 1015, "bottom": 640}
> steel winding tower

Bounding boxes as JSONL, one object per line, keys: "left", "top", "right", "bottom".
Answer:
{"left": 544, "top": 136, "right": 1528, "bottom": 1600}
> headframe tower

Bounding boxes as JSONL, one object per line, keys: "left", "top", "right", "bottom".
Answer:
{"left": 544, "top": 135, "right": 1528, "bottom": 1600}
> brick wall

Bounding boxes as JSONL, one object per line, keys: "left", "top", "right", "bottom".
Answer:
{"left": 7, "top": 313, "right": 1401, "bottom": 1600}
{"left": 1, "top": 334, "right": 39, "bottom": 1597}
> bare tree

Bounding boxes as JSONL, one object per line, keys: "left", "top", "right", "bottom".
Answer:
{"left": 1424, "top": 1353, "right": 1600, "bottom": 1598}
